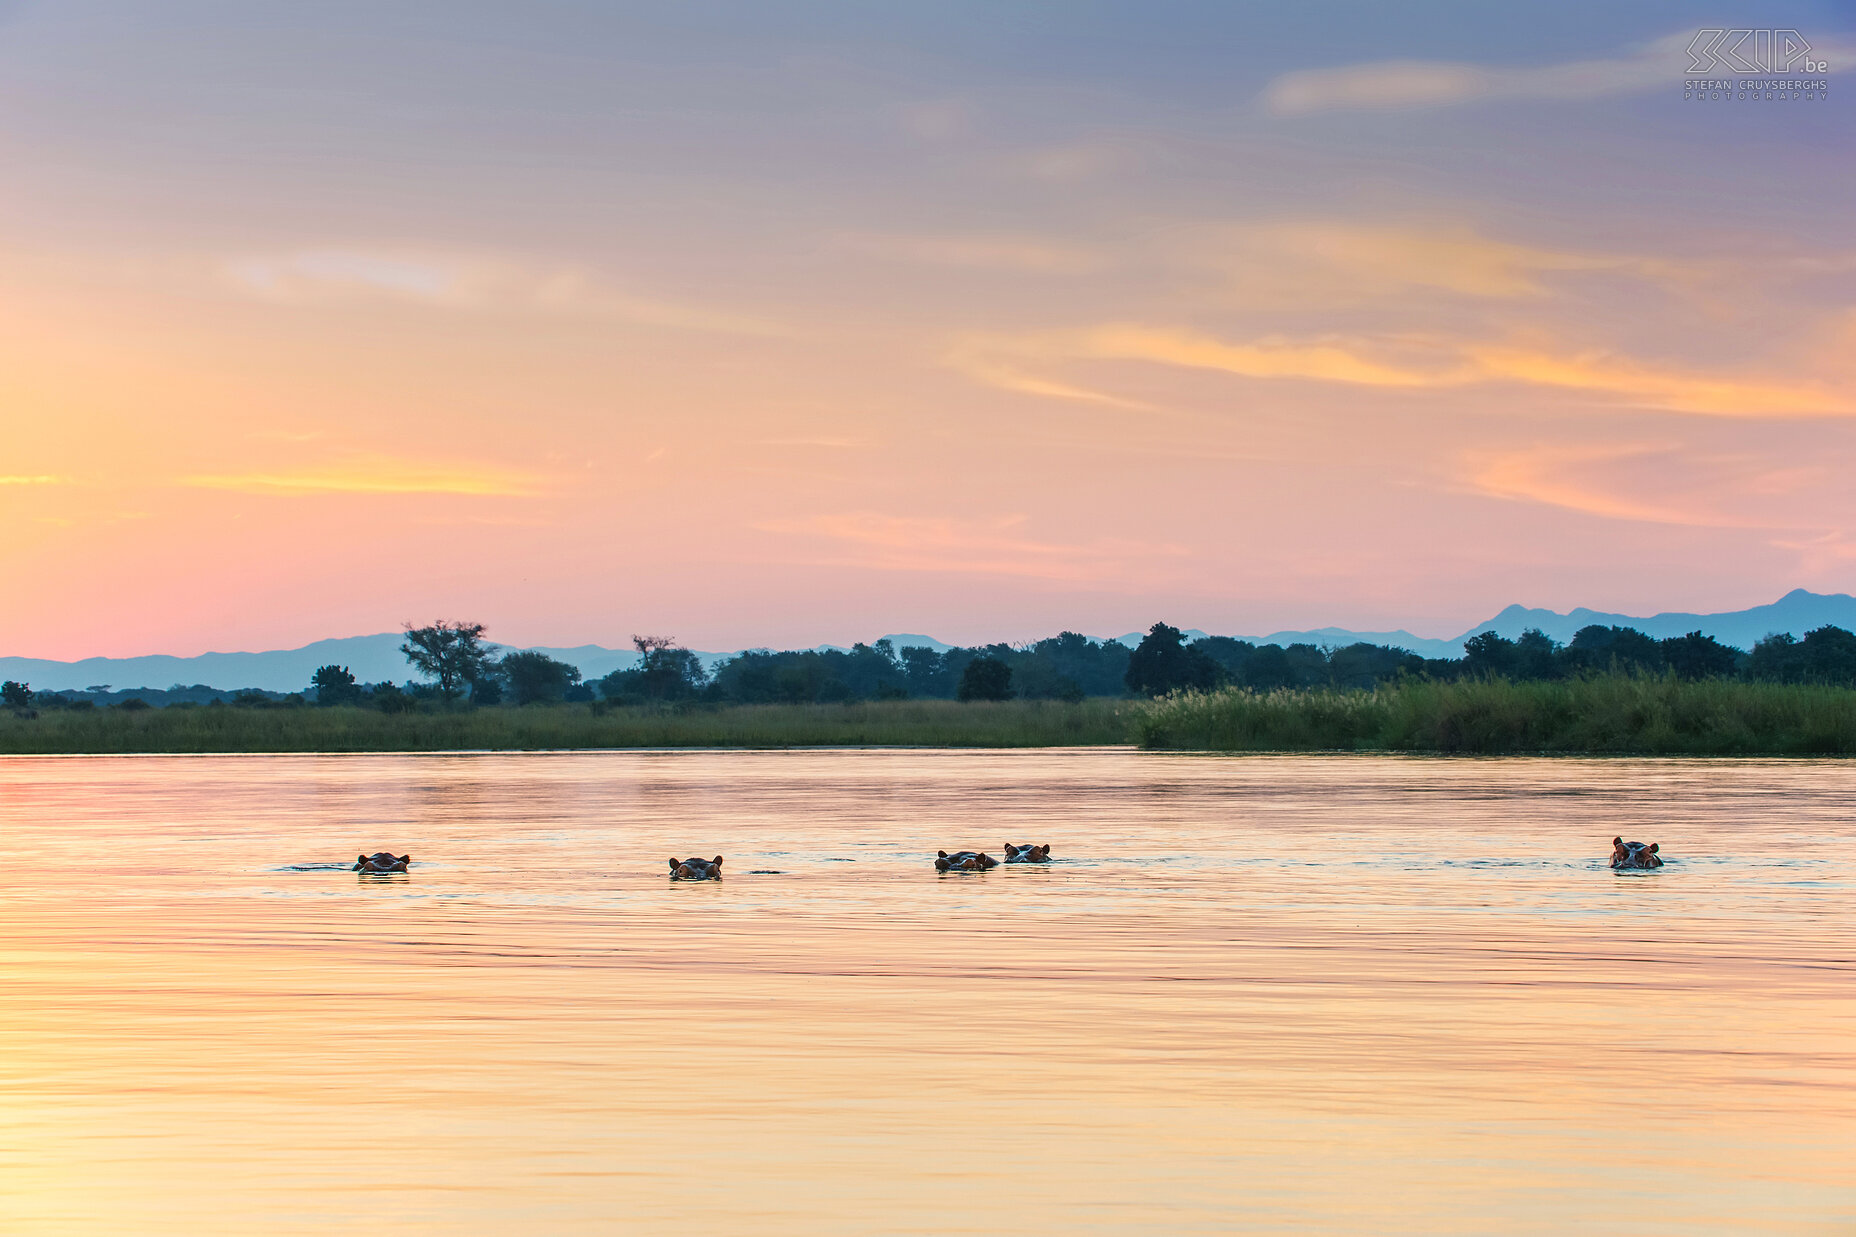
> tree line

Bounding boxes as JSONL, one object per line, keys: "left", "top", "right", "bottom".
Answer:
{"left": 9, "top": 618, "right": 1855, "bottom": 719}
{"left": 311, "top": 617, "right": 1856, "bottom": 710}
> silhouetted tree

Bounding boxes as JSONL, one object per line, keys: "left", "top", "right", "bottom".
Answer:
{"left": 1567, "top": 625, "right": 1664, "bottom": 675}
{"left": 310, "top": 664, "right": 361, "bottom": 706}
{"left": 401, "top": 621, "right": 492, "bottom": 703}
{"left": 600, "top": 635, "right": 707, "bottom": 701}
{"left": 1801, "top": 625, "right": 1856, "bottom": 684}
{"left": 1748, "top": 632, "right": 1802, "bottom": 682}
{"left": 1460, "top": 631, "right": 1518, "bottom": 678}
{"left": 1125, "top": 623, "right": 1222, "bottom": 696}
{"left": 1326, "top": 643, "right": 1425, "bottom": 689}
{"left": 1, "top": 680, "right": 31, "bottom": 710}
{"left": 957, "top": 656, "right": 1015, "bottom": 701}
{"left": 841, "top": 640, "right": 907, "bottom": 698}
{"left": 1660, "top": 630, "right": 1739, "bottom": 680}
{"left": 500, "top": 650, "right": 583, "bottom": 705}
{"left": 1244, "top": 644, "right": 1299, "bottom": 690}
{"left": 898, "top": 646, "right": 950, "bottom": 697}
{"left": 1514, "top": 629, "right": 1562, "bottom": 679}
{"left": 1019, "top": 631, "right": 1130, "bottom": 697}
{"left": 1013, "top": 657, "right": 1084, "bottom": 701}
{"left": 371, "top": 683, "right": 413, "bottom": 714}
{"left": 469, "top": 671, "right": 504, "bottom": 706}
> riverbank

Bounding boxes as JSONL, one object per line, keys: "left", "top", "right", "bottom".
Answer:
{"left": 8, "top": 677, "right": 1856, "bottom": 755}
{"left": 1134, "top": 676, "right": 1856, "bottom": 754}
{"left": 0, "top": 698, "right": 1133, "bottom": 754}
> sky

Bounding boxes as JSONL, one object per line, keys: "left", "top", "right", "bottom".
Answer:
{"left": 2, "top": 0, "right": 1854, "bottom": 658}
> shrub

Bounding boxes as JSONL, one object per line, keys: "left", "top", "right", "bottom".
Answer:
{"left": 371, "top": 684, "right": 414, "bottom": 714}
{"left": 311, "top": 665, "right": 362, "bottom": 706}
{"left": 958, "top": 657, "right": 1014, "bottom": 702}
{"left": 500, "top": 650, "right": 584, "bottom": 706}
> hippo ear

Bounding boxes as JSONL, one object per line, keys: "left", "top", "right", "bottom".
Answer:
{"left": 1648, "top": 842, "right": 1659, "bottom": 853}
{"left": 712, "top": 855, "right": 723, "bottom": 866}
{"left": 1042, "top": 845, "right": 1051, "bottom": 855}
{"left": 667, "top": 858, "right": 680, "bottom": 871}
{"left": 357, "top": 854, "right": 369, "bottom": 865}
{"left": 1613, "top": 837, "right": 1624, "bottom": 847}
{"left": 399, "top": 855, "right": 410, "bottom": 864}
{"left": 938, "top": 850, "right": 948, "bottom": 858}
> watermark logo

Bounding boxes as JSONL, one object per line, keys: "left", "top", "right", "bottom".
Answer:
{"left": 1686, "top": 29, "right": 1823, "bottom": 75}
{"left": 1682, "top": 29, "right": 1830, "bottom": 101}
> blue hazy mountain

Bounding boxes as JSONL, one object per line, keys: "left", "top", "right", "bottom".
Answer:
{"left": 1454, "top": 588, "right": 1856, "bottom": 651}
{"left": 0, "top": 632, "right": 947, "bottom": 693}
{"left": 1212, "top": 589, "right": 1856, "bottom": 659}
{"left": 6, "top": 593, "right": 1855, "bottom": 693}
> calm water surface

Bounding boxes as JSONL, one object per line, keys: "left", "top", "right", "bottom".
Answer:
{"left": 1, "top": 750, "right": 1852, "bottom": 1234}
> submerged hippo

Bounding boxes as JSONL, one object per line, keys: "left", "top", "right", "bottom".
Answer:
{"left": 669, "top": 855, "right": 724, "bottom": 880}
{"left": 1610, "top": 837, "right": 1664, "bottom": 870}
{"left": 1003, "top": 843, "right": 1052, "bottom": 864}
{"left": 354, "top": 852, "right": 410, "bottom": 873}
{"left": 935, "top": 850, "right": 998, "bottom": 872}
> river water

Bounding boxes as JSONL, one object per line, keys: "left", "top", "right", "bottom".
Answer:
{"left": 1, "top": 750, "right": 1852, "bottom": 1234}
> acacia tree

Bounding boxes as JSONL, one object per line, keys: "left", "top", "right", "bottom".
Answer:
{"left": 401, "top": 621, "right": 492, "bottom": 704}
{"left": 598, "top": 635, "right": 707, "bottom": 701}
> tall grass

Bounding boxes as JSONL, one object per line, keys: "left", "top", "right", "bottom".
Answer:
{"left": 1134, "top": 675, "right": 1856, "bottom": 754}
{"left": 11, "top": 678, "right": 1853, "bottom": 756}
{"left": 0, "top": 698, "right": 1136, "bottom": 755}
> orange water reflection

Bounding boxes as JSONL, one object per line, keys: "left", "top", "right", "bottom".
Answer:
{"left": 1, "top": 751, "right": 1852, "bottom": 1233}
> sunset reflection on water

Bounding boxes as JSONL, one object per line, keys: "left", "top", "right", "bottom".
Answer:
{"left": 2, "top": 751, "right": 1852, "bottom": 1234}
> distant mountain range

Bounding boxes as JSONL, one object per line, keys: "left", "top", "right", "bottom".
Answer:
{"left": 5, "top": 590, "right": 1854, "bottom": 694}
{"left": 0, "top": 632, "right": 950, "bottom": 695}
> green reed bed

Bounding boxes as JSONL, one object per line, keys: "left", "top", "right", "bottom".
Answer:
{"left": 1134, "top": 675, "right": 1856, "bottom": 754}
{"left": 0, "top": 698, "right": 1136, "bottom": 754}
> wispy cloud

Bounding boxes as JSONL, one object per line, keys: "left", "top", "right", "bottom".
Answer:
{"left": 841, "top": 233, "right": 1103, "bottom": 275}
{"left": 756, "top": 511, "right": 1188, "bottom": 582}
{"left": 957, "top": 325, "right": 1851, "bottom": 417}
{"left": 230, "top": 251, "right": 463, "bottom": 303}
{"left": 1079, "top": 326, "right": 1447, "bottom": 388}
{"left": 1465, "top": 443, "right": 1850, "bottom": 529}
{"left": 1262, "top": 30, "right": 1855, "bottom": 116}
{"left": 1466, "top": 445, "right": 1722, "bottom": 525}
{"left": 224, "top": 250, "right": 789, "bottom": 336}
{"left": 945, "top": 344, "right": 1164, "bottom": 412}
{"left": 1464, "top": 345, "right": 1850, "bottom": 417}
{"left": 1184, "top": 221, "right": 1637, "bottom": 300}
{"left": 0, "top": 474, "right": 66, "bottom": 485}
{"left": 184, "top": 457, "right": 542, "bottom": 497}
{"left": 1770, "top": 529, "right": 1856, "bottom": 570}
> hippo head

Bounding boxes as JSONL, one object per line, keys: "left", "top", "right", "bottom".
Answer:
{"left": 1610, "top": 837, "right": 1663, "bottom": 869}
{"left": 669, "top": 855, "right": 724, "bottom": 880}
{"left": 934, "top": 850, "right": 997, "bottom": 872}
{"left": 1004, "top": 843, "right": 1052, "bottom": 863}
{"left": 354, "top": 852, "right": 410, "bottom": 873}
